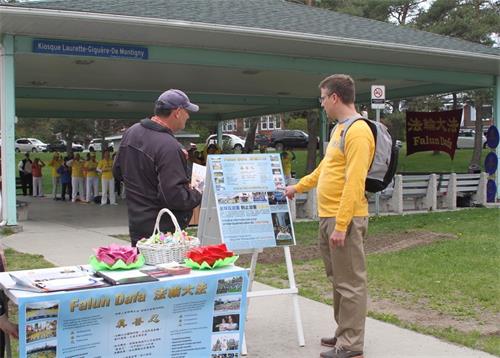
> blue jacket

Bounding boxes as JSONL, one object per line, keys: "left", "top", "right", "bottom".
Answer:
{"left": 57, "top": 165, "right": 71, "bottom": 184}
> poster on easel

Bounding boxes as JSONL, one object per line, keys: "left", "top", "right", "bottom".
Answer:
{"left": 198, "top": 154, "right": 296, "bottom": 251}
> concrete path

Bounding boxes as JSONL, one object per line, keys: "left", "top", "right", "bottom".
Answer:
{"left": 1, "top": 196, "right": 496, "bottom": 357}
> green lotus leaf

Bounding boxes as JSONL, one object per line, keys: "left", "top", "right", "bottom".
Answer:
{"left": 89, "top": 254, "right": 145, "bottom": 271}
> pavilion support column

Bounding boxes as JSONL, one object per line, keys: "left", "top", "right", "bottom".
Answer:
{"left": 495, "top": 76, "right": 500, "bottom": 200}
{"left": 0, "top": 35, "right": 17, "bottom": 225}
{"left": 216, "top": 117, "right": 223, "bottom": 149}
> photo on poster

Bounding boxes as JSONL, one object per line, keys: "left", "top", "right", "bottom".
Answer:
{"left": 267, "top": 191, "right": 287, "bottom": 206}
{"left": 216, "top": 276, "right": 243, "bottom": 295}
{"left": 270, "top": 155, "right": 279, "bottom": 162}
{"left": 26, "top": 301, "right": 59, "bottom": 321}
{"left": 211, "top": 353, "right": 240, "bottom": 358}
{"left": 212, "top": 162, "right": 223, "bottom": 171}
{"left": 251, "top": 192, "right": 267, "bottom": 203}
{"left": 217, "top": 194, "right": 240, "bottom": 205}
{"left": 271, "top": 212, "right": 294, "bottom": 246}
{"left": 215, "top": 184, "right": 226, "bottom": 192}
{"left": 214, "top": 177, "right": 225, "bottom": 185}
{"left": 26, "top": 319, "right": 58, "bottom": 343}
{"left": 213, "top": 171, "right": 224, "bottom": 178}
{"left": 237, "top": 192, "right": 253, "bottom": 203}
{"left": 214, "top": 296, "right": 242, "bottom": 312}
{"left": 27, "top": 339, "right": 57, "bottom": 358}
{"left": 211, "top": 333, "right": 240, "bottom": 352}
{"left": 272, "top": 168, "right": 282, "bottom": 175}
{"left": 212, "top": 314, "right": 240, "bottom": 332}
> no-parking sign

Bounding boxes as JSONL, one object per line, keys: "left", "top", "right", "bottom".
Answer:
{"left": 371, "top": 85, "right": 385, "bottom": 109}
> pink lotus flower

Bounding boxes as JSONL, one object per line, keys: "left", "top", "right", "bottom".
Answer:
{"left": 94, "top": 244, "right": 138, "bottom": 265}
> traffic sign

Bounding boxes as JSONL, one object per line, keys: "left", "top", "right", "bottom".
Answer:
{"left": 371, "top": 85, "right": 385, "bottom": 109}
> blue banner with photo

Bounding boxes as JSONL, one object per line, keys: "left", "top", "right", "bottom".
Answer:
{"left": 17, "top": 268, "right": 248, "bottom": 358}
{"left": 207, "top": 154, "right": 296, "bottom": 251}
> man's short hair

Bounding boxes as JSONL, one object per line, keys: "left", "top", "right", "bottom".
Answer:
{"left": 154, "top": 106, "right": 173, "bottom": 117}
{"left": 319, "top": 74, "right": 356, "bottom": 104}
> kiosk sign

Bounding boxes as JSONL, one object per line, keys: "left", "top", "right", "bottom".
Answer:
{"left": 371, "top": 85, "right": 385, "bottom": 109}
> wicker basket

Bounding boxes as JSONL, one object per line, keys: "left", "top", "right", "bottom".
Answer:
{"left": 137, "top": 208, "right": 200, "bottom": 265}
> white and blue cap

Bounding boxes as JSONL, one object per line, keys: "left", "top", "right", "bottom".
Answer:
{"left": 155, "top": 89, "right": 199, "bottom": 112}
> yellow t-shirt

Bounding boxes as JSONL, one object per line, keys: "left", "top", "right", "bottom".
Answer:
{"left": 84, "top": 160, "right": 98, "bottom": 178}
{"left": 49, "top": 158, "right": 63, "bottom": 177}
{"left": 70, "top": 160, "right": 84, "bottom": 178}
{"left": 97, "top": 159, "right": 114, "bottom": 180}
{"left": 295, "top": 120, "right": 375, "bottom": 232}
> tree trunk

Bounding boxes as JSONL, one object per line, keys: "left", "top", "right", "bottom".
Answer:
{"left": 305, "top": 110, "right": 319, "bottom": 174}
{"left": 243, "top": 117, "right": 259, "bottom": 153}
{"left": 469, "top": 103, "right": 484, "bottom": 172}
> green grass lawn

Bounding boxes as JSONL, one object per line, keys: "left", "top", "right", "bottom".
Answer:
{"left": 248, "top": 208, "right": 500, "bottom": 356}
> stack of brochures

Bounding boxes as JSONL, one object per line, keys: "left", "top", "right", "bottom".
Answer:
{"left": 9, "top": 266, "right": 108, "bottom": 292}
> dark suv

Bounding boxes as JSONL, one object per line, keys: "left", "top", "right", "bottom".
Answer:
{"left": 270, "top": 130, "right": 310, "bottom": 151}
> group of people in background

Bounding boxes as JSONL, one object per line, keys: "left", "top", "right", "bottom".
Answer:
{"left": 18, "top": 149, "right": 120, "bottom": 206}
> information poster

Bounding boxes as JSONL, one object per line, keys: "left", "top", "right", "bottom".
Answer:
{"left": 207, "top": 154, "right": 296, "bottom": 250}
{"left": 17, "top": 269, "right": 248, "bottom": 358}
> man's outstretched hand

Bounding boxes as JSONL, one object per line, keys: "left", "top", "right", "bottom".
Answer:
{"left": 284, "top": 185, "right": 297, "bottom": 199}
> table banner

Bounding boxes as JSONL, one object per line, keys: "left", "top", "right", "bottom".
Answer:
{"left": 17, "top": 269, "right": 248, "bottom": 358}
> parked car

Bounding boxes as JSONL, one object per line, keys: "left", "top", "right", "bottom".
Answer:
{"left": 47, "top": 140, "right": 84, "bottom": 152}
{"left": 15, "top": 138, "right": 47, "bottom": 152}
{"left": 457, "top": 129, "right": 487, "bottom": 149}
{"left": 206, "top": 134, "right": 245, "bottom": 151}
{"left": 270, "top": 130, "right": 310, "bottom": 151}
{"left": 244, "top": 133, "right": 271, "bottom": 149}
{"left": 88, "top": 138, "right": 114, "bottom": 152}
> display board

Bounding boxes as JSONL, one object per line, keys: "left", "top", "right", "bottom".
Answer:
{"left": 198, "top": 153, "right": 295, "bottom": 251}
{"left": 16, "top": 268, "right": 248, "bottom": 358}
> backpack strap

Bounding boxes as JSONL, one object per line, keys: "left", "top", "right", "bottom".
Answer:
{"left": 338, "top": 117, "right": 364, "bottom": 152}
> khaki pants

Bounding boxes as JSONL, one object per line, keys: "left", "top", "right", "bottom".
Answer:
{"left": 319, "top": 216, "right": 368, "bottom": 352}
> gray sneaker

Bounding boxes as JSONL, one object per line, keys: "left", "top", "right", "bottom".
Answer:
{"left": 319, "top": 346, "right": 363, "bottom": 358}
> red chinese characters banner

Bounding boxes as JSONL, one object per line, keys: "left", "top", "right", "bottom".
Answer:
{"left": 406, "top": 109, "right": 462, "bottom": 159}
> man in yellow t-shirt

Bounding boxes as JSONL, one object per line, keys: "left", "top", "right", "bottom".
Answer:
{"left": 84, "top": 153, "right": 99, "bottom": 202}
{"left": 48, "top": 153, "right": 63, "bottom": 199}
{"left": 285, "top": 74, "right": 374, "bottom": 358}
{"left": 97, "top": 150, "right": 116, "bottom": 205}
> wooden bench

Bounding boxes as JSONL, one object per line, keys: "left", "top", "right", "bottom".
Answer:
{"left": 376, "top": 172, "right": 487, "bottom": 213}
{"left": 436, "top": 173, "right": 487, "bottom": 209}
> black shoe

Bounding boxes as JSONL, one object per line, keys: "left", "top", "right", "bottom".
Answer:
{"left": 320, "top": 337, "right": 337, "bottom": 347}
{"left": 320, "top": 347, "right": 363, "bottom": 358}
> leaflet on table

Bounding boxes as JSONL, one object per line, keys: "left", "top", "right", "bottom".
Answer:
{"left": 17, "top": 268, "right": 248, "bottom": 358}
{"left": 9, "top": 266, "right": 106, "bottom": 292}
{"left": 208, "top": 154, "right": 296, "bottom": 250}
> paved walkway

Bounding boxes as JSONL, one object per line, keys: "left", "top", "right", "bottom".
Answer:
{"left": 1, "top": 196, "right": 496, "bottom": 357}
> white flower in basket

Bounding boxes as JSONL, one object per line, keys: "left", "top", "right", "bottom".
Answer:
{"left": 137, "top": 208, "right": 200, "bottom": 265}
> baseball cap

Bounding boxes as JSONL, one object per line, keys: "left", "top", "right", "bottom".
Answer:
{"left": 155, "top": 89, "right": 199, "bottom": 112}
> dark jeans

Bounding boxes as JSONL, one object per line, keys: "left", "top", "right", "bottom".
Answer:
{"left": 61, "top": 182, "right": 72, "bottom": 201}
{"left": 20, "top": 173, "right": 33, "bottom": 196}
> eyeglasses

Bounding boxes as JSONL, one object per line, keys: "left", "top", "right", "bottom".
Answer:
{"left": 318, "top": 93, "right": 333, "bottom": 104}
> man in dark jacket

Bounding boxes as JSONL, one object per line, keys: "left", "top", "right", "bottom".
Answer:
{"left": 113, "top": 89, "right": 202, "bottom": 246}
